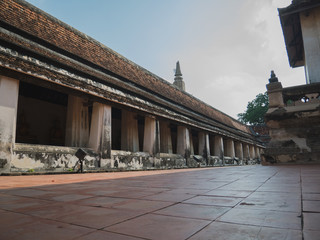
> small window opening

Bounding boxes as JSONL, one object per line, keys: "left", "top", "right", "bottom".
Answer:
{"left": 16, "top": 82, "right": 68, "bottom": 146}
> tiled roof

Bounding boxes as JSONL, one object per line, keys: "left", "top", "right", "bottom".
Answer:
{"left": 0, "top": 0, "right": 251, "bottom": 135}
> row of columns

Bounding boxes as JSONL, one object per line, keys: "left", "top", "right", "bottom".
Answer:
{"left": 64, "top": 101, "right": 262, "bottom": 161}
{"left": 0, "top": 76, "right": 262, "bottom": 170}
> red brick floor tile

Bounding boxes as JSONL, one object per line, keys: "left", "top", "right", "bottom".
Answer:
{"left": 217, "top": 208, "right": 302, "bottom": 230}
{"left": 72, "top": 196, "right": 128, "bottom": 208}
{"left": 57, "top": 206, "right": 144, "bottom": 229}
{"left": 0, "top": 194, "right": 52, "bottom": 212}
{"left": 303, "top": 201, "right": 320, "bottom": 212}
{"left": 164, "top": 188, "right": 211, "bottom": 195}
{"left": 111, "top": 199, "right": 173, "bottom": 213}
{"left": 0, "top": 211, "right": 37, "bottom": 229}
{"left": 302, "top": 184, "right": 320, "bottom": 194}
{"left": 250, "top": 191, "right": 301, "bottom": 200}
{"left": 257, "top": 184, "right": 301, "bottom": 193}
{"left": 303, "top": 193, "right": 320, "bottom": 201}
{"left": 22, "top": 202, "right": 94, "bottom": 220}
{"left": 187, "top": 181, "right": 231, "bottom": 190}
{"left": 79, "top": 189, "right": 122, "bottom": 196}
{"left": 238, "top": 196, "right": 301, "bottom": 212}
{"left": 189, "top": 222, "right": 302, "bottom": 240}
{"left": 302, "top": 177, "right": 320, "bottom": 184}
{"left": 2, "top": 165, "right": 320, "bottom": 240}
{"left": 76, "top": 230, "right": 143, "bottom": 240}
{"left": 189, "top": 222, "right": 260, "bottom": 239}
{"left": 105, "top": 189, "right": 162, "bottom": 199}
{"left": 2, "top": 188, "right": 53, "bottom": 197}
{"left": 0, "top": 218, "right": 94, "bottom": 240}
{"left": 303, "top": 230, "right": 320, "bottom": 240}
{"left": 105, "top": 213, "right": 210, "bottom": 240}
{"left": 202, "top": 189, "right": 252, "bottom": 198}
{"left": 142, "top": 191, "right": 195, "bottom": 202}
{"left": 49, "top": 193, "right": 94, "bottom": 202}
{"left": 184, "top": 196, "right": 242, "bottom": 207}
{"left": 217, "top": 182, "right": 262, "bottom": 191}
{"left": 35, "top": 184, "right": 94, "bottom": 193}
{"left": 258, "top": 226, "right": 302, "bottom": 240}
{"left": 303, "top": 213, "right": 320, "bottom": 231}
{"left": 154, "top": 203, "right": 230, "bottom": 220}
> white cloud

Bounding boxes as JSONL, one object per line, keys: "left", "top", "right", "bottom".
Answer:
{"left": 155, "top": 0, "right": 305, "bottom": 118}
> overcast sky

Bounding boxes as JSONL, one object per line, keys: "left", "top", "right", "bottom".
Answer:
{"left": 26, "top": 0, "right": 305, "bottom": 119}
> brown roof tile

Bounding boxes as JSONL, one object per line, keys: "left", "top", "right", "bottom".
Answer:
{"left": 0, "top": 0, "right": 250, "bottom": 135}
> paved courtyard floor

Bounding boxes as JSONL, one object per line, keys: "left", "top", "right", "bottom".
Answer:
{"left": 0, "top": 165, "right": 320, "bottom": 240}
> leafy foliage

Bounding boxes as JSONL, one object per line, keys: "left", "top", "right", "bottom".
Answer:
{"left": 238, "top": 92, "right": 269, "bottom": 125}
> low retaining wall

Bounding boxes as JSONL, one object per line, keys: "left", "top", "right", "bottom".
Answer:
{"left": 0, "top": 143, "right": 259, "bottom": 174}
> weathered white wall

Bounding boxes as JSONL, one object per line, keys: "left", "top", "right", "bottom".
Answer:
{"left": 300, "top": 7, "right": 320, "bottom": 83}
{"left": 0, "top": 76, "right": 19, "bottom": 172}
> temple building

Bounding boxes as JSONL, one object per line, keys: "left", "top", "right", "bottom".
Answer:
{"left": 0, "top": 0, "right": 263, "bottom": 173}
{"left": 264, "top": 0, "right": 320, "bottom": 164}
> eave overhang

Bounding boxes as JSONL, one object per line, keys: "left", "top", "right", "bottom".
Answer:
{"left": 278, "top": 0, "right": 320, "bottom": 68}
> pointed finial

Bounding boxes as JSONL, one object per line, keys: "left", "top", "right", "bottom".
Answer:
{"left": 269, "top": 70, "right": 278, "bottom": 83}
{"left": 175, "top": 61, "right": 182, "bottom": 77}
{"left": 173, "top": 61, "right": 185, "bottom": 91}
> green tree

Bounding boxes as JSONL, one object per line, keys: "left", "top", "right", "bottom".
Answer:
{"left": 238, "top": 92, "right": 269, "bottom": 125}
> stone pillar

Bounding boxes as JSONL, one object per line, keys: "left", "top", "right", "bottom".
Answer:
{"left": 214, "top": 135, "right": 224, "bottom": 160}
{"left": 198, "top": 132, "right": 206, "bottom": 156}
{"left": 206, "top": 134, "right": 210, "bottom": 158}
{"left": 255, "top": 147, "right": 260, "bottom": 159}
{"left": 143, "top": 116, "right": 159, "bottom": 155}
{"left": 226, "top": 139, "right": 235, "bottom": 158}
{"left": 250, "top": 145, "right": 256, "bottom": 159}
{"left": 121, "top": 110, "right": 139, "bottom": 152}
{"left": 65, "top": 95, "right": 90, "bottom": 147}
{"left": 243, "top": 144, "right": 250, "bottom": 160}
{"left": 190, "top": 133, "right": 194, "bottom": 155}
{"left": 204, "top": 133, "right": 210, "bottom": 160}
{"left": 0, "top": 76, "right": 19, "bottom": 172}
{"left": 177, "top": 126, "right": 191, "bottom": 159}
{"left": 235, "top": 142, "right": 244, "bottom": 160}
{"left": 160, "top": 121, "right": 172, "bottom": 153}
{"left": 300, "top": 8, "right": 320, "bottom": 84}
{"left": 88, "top": 103, "right": 111, "bottom": 163}
{"left": 199, "top": 132, "right": 210, "bottom": 163}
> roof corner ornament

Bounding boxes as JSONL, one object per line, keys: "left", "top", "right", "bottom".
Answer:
{"left": 269, "top": 70, "right": 278, "bottom": 83}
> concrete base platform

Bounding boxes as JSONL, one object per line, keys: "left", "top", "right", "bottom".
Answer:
{"left": 0, "top": 165, "right": 319, "bottom": 239}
